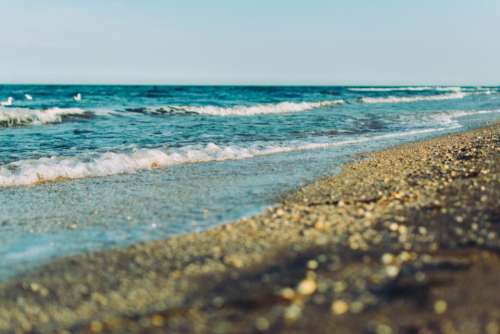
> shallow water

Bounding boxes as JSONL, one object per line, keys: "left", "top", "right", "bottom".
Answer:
{"left": 0, "top": 85, "right": 499, "bottom": 280}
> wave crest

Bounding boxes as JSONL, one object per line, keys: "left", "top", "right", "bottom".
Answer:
{"left": 360, "top": 92, "right": 467, "bottom": 104}
{"left": 152, "top": 100, "right": 345, "bottom": 116}
{"left": 349, "top": 86, "right": 462, "bottom": 92}
{"left": 0, "top": 144, "right": 290, "bottom": 186}
{"left": 1, "top": 126, "right": 452, "bottom": 187}
{"left": 431, "top": 109, "right": 500, "bottom": 127}
{"left": 0, "top": 107, "right": 90, "bottom": 127}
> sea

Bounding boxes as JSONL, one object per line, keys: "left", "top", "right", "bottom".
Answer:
{"left": 0, "top": 85, "right": 499, "bottom": 280}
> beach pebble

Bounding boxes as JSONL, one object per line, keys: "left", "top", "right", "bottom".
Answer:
{"left": 331, "top": 300, "right": 349, "bottom": 315}
{"left": 297, "top": 278, "right": 316, "bottom": 295}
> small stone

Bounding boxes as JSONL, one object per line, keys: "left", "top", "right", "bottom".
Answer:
{"left": 381, "top": 253, "right": 395, "bottom": 265}
{"left": 415, "top": 272, "right": 426, "bottom": 282}
{"left": 151, "top": 315, "right": 164, "bottom": 327}
{"left": 314, "top": 220, "right": 325, "bottom": 229}
{"left": 389, "top": 223, "right": 399, "bottom": 231}
{"left": 284, "top": 303, "right": 302, "bottom": 321}
{"left": 307, "top": 260, "right": 319, "bottom": 270}
{"left": 350, "top": 301, "right": 364, "bottom": 313}
{"left": 90, "top": 321, "right": 103, "bottom": 333}
{"left": 317, "top": 281, "right": 328, "bottom": 293}
{"left": 376, "top": 324, "right": 393, "bottom": 334}
{"left": 255, "top": 317, "right": 270, "bottom": 331}
{"left": 398, "top": 251, "right": 411, "bottom": 262}
{"left": 486, "top": 321, "right": 499, "bottom": 334}
{"left": 334, "top": 281, "right": 347, "bottom": 293}
{"left": 213, "top": 296, "right": 224, "bottom": 307}
{"left": 398, "top": 225, "right": 408, "bottom": 235}
{"left": 224, "top": 255, "right": 243, "bottom": 268}
{"left": 317, "top": 254, "right": 327, "bottom": 262}
{"left": 331, "top": 300, "right": 349, "bottom": 315}
{"left": 434, "top": 299, "right": 447, "bottom": 314}
{"left": 297, "top": 278, "right": 316, "bottom": 295}
{"left": 385, "top": 265, "right": 400, "bottom": 277}
{"left": 280, "top": 288, "right": 296, "bottom": 300}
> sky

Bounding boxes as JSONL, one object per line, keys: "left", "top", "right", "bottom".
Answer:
{"left": 1, "top": 0, "right": 499, "bottom": 85}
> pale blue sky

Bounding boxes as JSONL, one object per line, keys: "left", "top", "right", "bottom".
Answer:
{"left": 1, "top": 0, "right": 499, "bottom": 85}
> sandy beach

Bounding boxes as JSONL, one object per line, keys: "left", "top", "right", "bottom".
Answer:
{"left": 0, "top": 122, "right": 499, "bottom": 334}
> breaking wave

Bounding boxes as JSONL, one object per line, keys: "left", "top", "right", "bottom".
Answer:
{"left": 430, "top": 109, "right": 500, "bottom": 128}
{"left": 0, "top": 107, "right": 91, "bottom": 127}
{"left": 0, "top": 127, "right": 450, "bottom": 187}
{"left": 349, "top": 86, "right": 462, "bottom": 92}
{"left": 150, "top": 100, "right": 345, "bottom": 116}
{"left": 360, "top": 92, "right": 467, "bottom": 104}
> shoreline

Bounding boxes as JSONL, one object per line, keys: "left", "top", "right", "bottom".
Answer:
{"left": 1, "top": 122, "right": 499, "bottom": 333}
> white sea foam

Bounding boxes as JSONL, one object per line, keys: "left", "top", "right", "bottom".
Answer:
{"left": 360, "top": 92, "right": 467, "bottom": 104}
{"left": 431, "top": 109, "right": 500, "bottom": 127}
{"left": 0, "top": 126, "right": 453, "bottom": 187}
{"left": 0, "top": 107, "right": 89, "bottom": 127}
{"left": 157, "top": 100, "right": 345, "bottom": 116}
{"left": 349, "top": 87, "right": 462, "bottom": 92}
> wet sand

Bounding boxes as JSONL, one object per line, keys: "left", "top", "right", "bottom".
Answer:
{"left": 0, "top": 123, "right": 499, "bottom": 334}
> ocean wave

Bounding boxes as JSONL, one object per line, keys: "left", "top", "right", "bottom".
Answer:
{"left": 349, "top": 86, "right": 462, "bottom": 92}
{"left": 430, "top": 109, "right": 500, "bottom": 127}
{"left": 0, "top": 127, "right": 451, "bottom": 187}
{"left": 0, "top": 107, "right": 91, "bottom": 127}
{"left": 360, "top": 92, "right": 467, "bottom": 104}
{"left": 151, "top": 100, "right": 345, "bottom": 116}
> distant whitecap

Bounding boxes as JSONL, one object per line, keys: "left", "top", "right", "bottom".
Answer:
{"left": 24, "top": 94, "right": 33, "bottom": 101}
{"left": 360, "top": 92, "right": 467, "bottom": 104}
{"left": 349, "top": 87, "right": 463, "bottom": 92}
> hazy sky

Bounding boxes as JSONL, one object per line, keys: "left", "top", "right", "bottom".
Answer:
{"left": 1, "top": 0, "right": 499, "bottom": 85}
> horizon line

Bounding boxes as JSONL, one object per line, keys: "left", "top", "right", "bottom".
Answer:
{"left": 1, "top": 82, "right": 499, "bottom": 87}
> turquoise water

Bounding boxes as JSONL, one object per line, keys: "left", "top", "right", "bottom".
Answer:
{"left": 1, "top": 85, "right": 499, "bottom": 280}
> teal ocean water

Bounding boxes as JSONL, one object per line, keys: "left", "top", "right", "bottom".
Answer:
{"left": 1, "top": 85, "right": 499, "bottom": 280}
